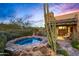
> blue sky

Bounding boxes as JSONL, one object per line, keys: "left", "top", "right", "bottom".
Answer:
{"left": 0, "top": 3, "right": 79, "bottom": 27}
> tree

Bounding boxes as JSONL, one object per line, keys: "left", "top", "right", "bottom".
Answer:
{"left": 9, "top": 16, "right": 32, "bottom": 29}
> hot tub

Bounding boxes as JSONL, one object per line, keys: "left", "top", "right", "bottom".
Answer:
{"left": 5, "top": 36, "right": 48, "bottom": 52}
{"left": 15, "top": 37, "right": 42, "bottom": 45}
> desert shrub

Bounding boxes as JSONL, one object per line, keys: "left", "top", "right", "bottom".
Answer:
{"left": 71, "top": 31, "right": 78, "bottom": 41}
{"left": 57, "top": 49, "right": 69, "bottom": 56}
{"left": 55, "top": 42, "right": 69, "bottom": 56}
{"left": 47, "top": 42, "right": 69, "bottom": 56}
{"left": 37, "top": 30, "right": 47, "bottom": 36}
{"left": 0, "top": 34, "right": 7, "bottom": 56}
{"left": 21, "top": 31, "right": 33, "bottom": 36}
{"left": 71, "top": 30, "right": 79, "bottom": 50}
{"left": 0, "top": 29, "right": 34, "bottom": 41}
{"left": 71, "top": 40, "right": 79, "bottom": 50}
{"left": 6, "top": 32, "right": 21, "bottom": 41}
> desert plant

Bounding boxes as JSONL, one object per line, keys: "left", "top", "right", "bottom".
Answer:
{"left": 71, "top": 40, "right": 79, "bottom": 50}
{"left": 71, "top": 30, "right": 78, "bottom": 41}
{"left": 57, "top": 49, "right": 69, "bottom": 56}
{"left": 44, "top": 4, "right": 57, "bottom": 54}
{"left": 71, "top": 30, "right": 79, "bottom": 50}
{"left": 0, "top": 34, "right": 7, "bottom": 56}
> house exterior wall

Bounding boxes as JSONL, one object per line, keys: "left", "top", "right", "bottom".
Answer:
{"left": 55, "top": 12, "right": 79, "bottom": 40}
{"left": 77, "top": 13, "right": 79, "bottom": 34}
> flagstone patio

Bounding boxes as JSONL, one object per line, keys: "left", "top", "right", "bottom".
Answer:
{"left": 57, "top": 40, "right": 79, "bottom": 56}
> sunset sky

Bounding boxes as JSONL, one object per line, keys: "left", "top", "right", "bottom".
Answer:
{"left": 0, "top": 3, "right": 79, "bottom": 27}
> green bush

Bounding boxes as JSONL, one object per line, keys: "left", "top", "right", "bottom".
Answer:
{"left": 71, "top": 40, "right": 79, "bottom": 50}
{"left": 57, "top": 49, "right": 69, "bottom": 56}
{"left": 0, "top": 30, "right": 34, "bottom": 41}
{"left": 70, "top": 30, "right": 79, "bottom": 50}
{"left": 21, "top": 31, "right": 33, "bottom": 36}
{"left": 0, "top": 34, "right": 7, "bottom": 56}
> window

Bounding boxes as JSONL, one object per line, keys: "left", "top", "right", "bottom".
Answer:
{"left": 58, "top": 26, "right": 68, "bottom": 36}
{"left": 58, "top": 26, "right": 67, "bottom": 29}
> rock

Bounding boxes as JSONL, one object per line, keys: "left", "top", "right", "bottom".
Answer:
{"left": 26, "top": 49, "right": 31, "bottom": 52}
{"left": 39, "top": 46, "right": 55, "bottom": 56}
{"left": 32, "top": 47, "right": 39, "bottom": 52}
{"left": 47, "top": 49, "right": 55, "bottom": 56}
{"left": 14, "top": 51, "right": 22, "bottom": 56}
{"left": 19, "top": 50, "right": 29, "bottom": 56}
{"left": 33, "top": 51, "right": 43, "bottom": 56}
{"left": 39, "top": 46, "right": 48, "bottom": 55}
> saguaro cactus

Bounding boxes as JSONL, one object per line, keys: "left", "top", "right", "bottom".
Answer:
{"left": 44, "top": 4, "right": 57, "bottom": 53}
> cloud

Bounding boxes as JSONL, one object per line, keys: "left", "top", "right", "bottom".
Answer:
{"left": 49, "top": 3, "right": 79, "bottom": 14}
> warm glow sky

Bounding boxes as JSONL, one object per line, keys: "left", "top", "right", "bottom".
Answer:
{"left": 0, "top": 3, "right": 79, "bottom": 27}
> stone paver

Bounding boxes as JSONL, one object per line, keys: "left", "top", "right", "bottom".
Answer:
{"left": 57, "top": 40, "right": 79, "bottom": 56}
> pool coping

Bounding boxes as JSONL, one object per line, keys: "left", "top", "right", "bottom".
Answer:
{"left": 5, "top": 36, "right": 48, "bottom": 52}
